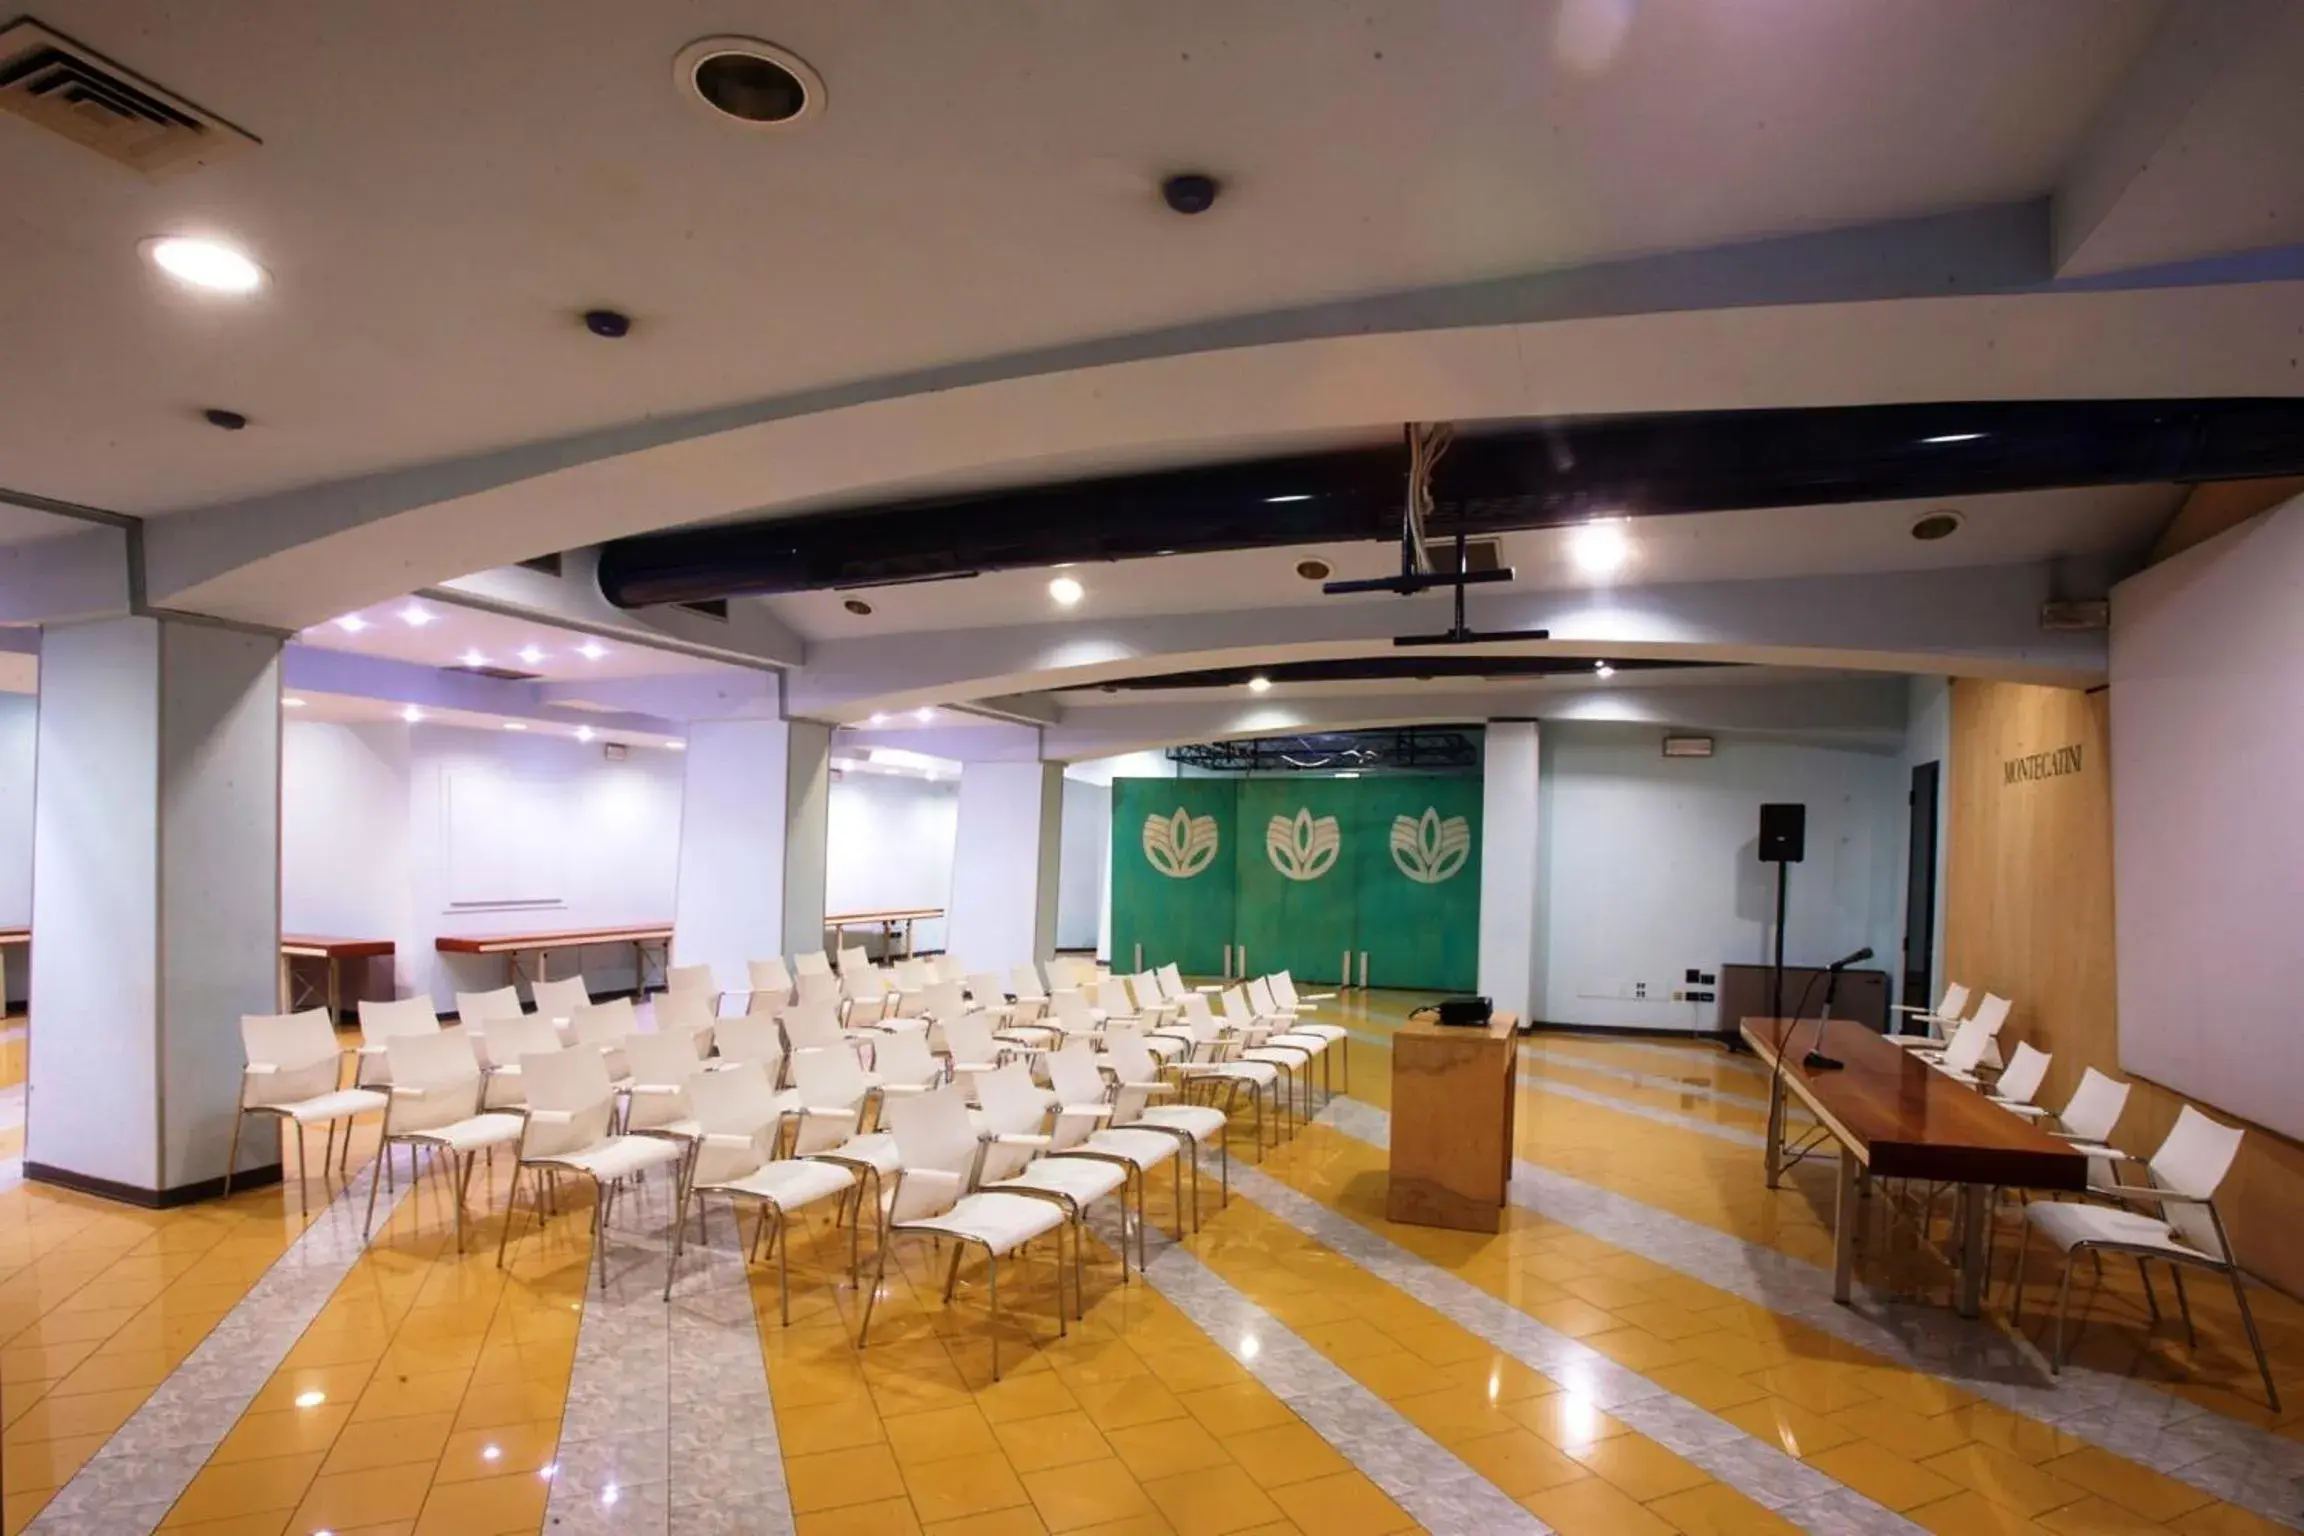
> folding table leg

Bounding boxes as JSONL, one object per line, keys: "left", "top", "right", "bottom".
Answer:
{"left": 1832, "top": 1147, "right": 1858, "bottom": 1304}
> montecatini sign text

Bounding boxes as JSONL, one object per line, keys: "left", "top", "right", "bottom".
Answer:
{"left": 2003, "top": 743, "right": 2085, "bottom": 785}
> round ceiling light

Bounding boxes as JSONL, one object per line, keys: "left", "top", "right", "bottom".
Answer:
{"left": 1295, "top": 558, "right": 1333, "bottom": 582}
{"left": 843, "top": 597, "right": 873, "bottom": 616}
{"left": 1910, "top": 509, "right": 1964, "bottom": 542}
{"left": 1566, "top": 519, "right": 1632, "bottom": 579}
{"left": 1048, "top": 575, "right": 1084, "bottom": 607}
{"left": 676, "top": 37, "right": 825, "bottom": 128}
{"left": 144, "top": 236, "right": 265, "bottom": 294}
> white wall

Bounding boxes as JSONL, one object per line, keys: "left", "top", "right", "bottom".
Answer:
{"left": 946, "top": 762, "right": 1062, "bottom": 974}
{"left": 0, "top": 692, "right": 32, "bottom": 1004}
{"left": 1537, "top": 722, "right": 1904, "bottom": 1030}
{"left": 826, "top": 771, "right": 958, "bottom": 953}
{"left": 283, "top": 721, "right": 411, "bottom": 947}
{"left": 2110, "top": 494, "right": 2304, "bottom": 1140}
{"left": 1057, "top": 776, "right": 1108, "bottom": 953}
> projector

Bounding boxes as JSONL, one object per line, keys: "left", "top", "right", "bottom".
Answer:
{"left": 1437, "top": 996, "right": 1493, "bottom": 1027}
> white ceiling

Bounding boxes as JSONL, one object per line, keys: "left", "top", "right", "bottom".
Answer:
{"left": 1, "top": 0, "right": 2162, "bottom": 515}
{"left": 281, "top": 690, "right": 686, "bottom": 749}
{"left": 0, "top": 502, "right": 87, "bottom": 549}
{"left": 766, "top": 483, "right": 2180, "bottom": 640}
{"left": 299, "top": 599, "right": 741, "bottom": 681}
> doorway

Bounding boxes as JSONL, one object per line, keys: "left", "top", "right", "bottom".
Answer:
{"left": 1902, "top": 761, "right": 1941, "bottom": 1013}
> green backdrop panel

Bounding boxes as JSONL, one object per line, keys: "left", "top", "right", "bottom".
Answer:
{"left": 1234, "top": 779, "right": 1360, "bottom": 985}
{"left": 1354, "top": 776, "right": 1483, "bottom": 991}
{"left": 1110, "top": 779, "right": 1237, "bottom": 976}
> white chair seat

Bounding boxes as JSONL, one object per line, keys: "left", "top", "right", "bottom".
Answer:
{"left": 1001, "top": 1156, "right": 1128, "bottom": 1204}
{"left": 1084, "top": 1127, "right": 1181, "bottom": 1168}
{"left": 1265, "top": 1032, "right": 1329, "bottom": 1055}
{"left": 281, "top": 1088, "right": 388, "bottom": 1123}
{"left": 1996, "top": 1101, "right": 2050, "bottom": 1118}
{"left": 1287, "top": 1022, "right": 1347, "bottom": 1042}
{"left": 642, "top": 1118, "right": 703, "bottom": 1140}
{"left": 2026, "top": 1201, "right": 2203, "bottom": 1261}
{"left": 1137, "top": 1104, "right": 1226, "bottom": 1142}
{"left": 906, "top": 1190, "right": 1069, "bottom": 1251}
{"left": 708, "top": 1158, "right": 855, "bottom": 1208}
{"left": 1219, "top": 1058, "right": 1285, "bottom": 1084}
{"left": 820, "top": 1132, "right": 899, "bottom": 1174}
{"left": 545, "top": 1135, "right": 685, "bottom": 1182}
{"left": 407, "top": 1111, "right": 525, "bottom": 1151}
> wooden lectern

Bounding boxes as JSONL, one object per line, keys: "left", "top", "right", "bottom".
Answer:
{"left": 1386, "top": 1011, "right": 1519, "bottom": 1232}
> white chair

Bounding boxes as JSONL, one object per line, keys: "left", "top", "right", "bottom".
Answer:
{"left": 1012, "top": 964, "right": 1049, "bottom": 1011}
{"left": 1989, "top": 1042, "right": 2052, "bottom": 1116}
{"left": 495, "top": 1047, "right": 686, "bottom": 1291}
{"left": 937, "top": 1012, "right": 1015, "bottom": 1098}
{"left": 652, "top": 987, "right": 719, "bottom": 1052}
{"left": 781, "top": 1000, "right": 872, "bottom": 1070}
{"left": 1272, "top": 970, "right": 1334, "bottom": 1008}
{"left": 664, "top": 1062, "right": 859, "bottom": 1316}
{"left": 1105, "top": 1027, "right": 1231, "bottom": 1225}
{"left": 1047, "top": 988, "right": 1103, "bottom": 1042}
{"left": 787, "top": 1044, "right": 901, "bottom": 1226}
{"left": 1156, "top": 963, "right": 1191, "bottom": 1004}
{"left": 455, "top": 987, "right": 523, "bottom": 1029}
{"left": 872, "top": 1031, "right": 945, "bottom": 1100}
{"left": 1126, "top": 973, "right": 1178, "bottom": 1031}
{"left": 893, "top": 958, "right": 929, "bottom": 991}
{"left": 837, "top": 944, "right": 871, "bottom": 976}
{"left": 2017, "top": 1107, "right": 2278, "bottom": 1409}
{"left": 974, "top": 1062, "right": 1133, "bottom": 1311}
{"left": 859, "top": 1085, "right": 1070, "bottom": 1379}
{"left": 666, "top": 962, "right": 721, "bottom": 1016}
{"left": 1891, "top": 980, "right": 1970, "bottom": 1044}
{"left": 1041, "top": 1042, "right": 1185, "bottom": 1263}
{"left": 1237, "top": 980, "right": 1336, "bottom": 1108}
{"left": 1913, "top": 1011, "right": 1996, "bottom": 1082}
{"left": 795, "top": 968, "right": 842, "bottom": 1008}
{"left": 1170, "top": 996, "right": 1279, "bottom": 1155}
{"left": 793, "top": 950, "right": 832, "bottom": 978}
{"left": 2047, "top": 1067, "right": 2134, "bottom": 1191}
{"left": 475, "top": 1014, "right": 560, "bottom": 1109}
{"left": 1252, "top": 974, "right": 1349, "bottom": 1091}
{"left": 355, "top": 995, "right": 440, "bottom": 1087}
{"left": 529, "top": 975, "right": 593, "bottom": 1026}
{"left": 709, "top": 1014, "right": 788, "bottom": 1087}
{"left": 225, "top": 1010, "right": 387, "bottom": 1205}
{"left": 571, "top": 997, "right": 640, "bottom": 1080}
{"left": 366, "top": 1028, "right": 524, "bottom": 1249}
{"left": 746, "top": 957, "right": 795, "bottom": 1013}
{"left": 843, "top": 966, "right": 897, "bottom": 1024}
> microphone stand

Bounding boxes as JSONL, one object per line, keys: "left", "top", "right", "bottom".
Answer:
{"left": 1803, "top": 964, "right": 1848, "bottom": 1072}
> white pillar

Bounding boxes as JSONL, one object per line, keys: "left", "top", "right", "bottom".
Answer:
{"left": 671, "top": 717, "right": 831, "bottom": 984}
{"left": 946, "top": 761, "right": 1063, "bottom": 974}
{"left": 1478, "top": 720, "right": 1543, "bottom": 1025}
{"left": 27, "top": 616, "right": 282, "bottom": 1201}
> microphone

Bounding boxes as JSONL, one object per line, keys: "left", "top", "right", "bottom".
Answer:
{"left": 1826, "top": 946, "right": 1874, "bottom": 972}
{"left": 1801, "top": 947, "right": 1872, "bottom": 1072}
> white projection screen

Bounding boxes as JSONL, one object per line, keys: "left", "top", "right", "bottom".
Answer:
{"left": 2109, "top": 499, "right": 2304, "bottom": 1140}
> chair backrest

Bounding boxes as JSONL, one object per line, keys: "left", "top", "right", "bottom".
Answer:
{"left": 1247, "top": 975, "right": 1281, "bottom": 1015}
{"left": 529, "top": 975, "right": 592, "bottom": 1021}
{"left": 571, "top": 997, "right": 638, "bottom": 1047}
{"left": 874, "top": 1030, "right": 941, "bottom": 1089}
{"left": 883, "top": 1086, "right": 979, "bottom": 1220}
{"left": 837, "top": 945, "right": 870, "bottom": 975}
{"left": 894, "top": 958, "right": 929, "bottom": 990}
{"left": 1940, "top": 1015, "right": 1993, "bottom": 1074}
{"left": 477, "top": 1014, "right": 560, "bottom": 1073}
{"left": 653, "top": 988, "right": 717, "bottom": 1038}
{"left": 2059, "top": 1067, "right": 2131, "bottom": 1144}
{"left": 686, "top": 1062, "right": 779, "bottom": 1184}
{"left": 975, "top": 1062, "right": 1047, "bottom": 1138}
{"left": 795, "top": 969, "right": 841, "bottom": 1007}
{"left": 667, "top": 962, "right": 717, "bottom": 997}
{"left": 780, "top": 1001, "right": 845, "bottom": 1054}
{"left": 1012, "top": 964, "right": 1048, "bottom": 1001}
{"left": 1044, "top": 1042, "right": 1110, "bottom": 1108}
{"left": 710, "top": 1014, "right": 786, "bottom": 1076}
{"left": 964, "top": 972, "right": 1006, "bottom": 1006}
{"left": 793, "top": 949, "right": 831, "bottom": 976}
{"left": 516, "top": 1048, "right": 614, "bottom": 1155}
{"left": 941, "top": 1011, "right": 1000, "bottom": 1066}
{"left": 1270, "top": 970, "right": 1300, "bottom": 1008}
{"left": 385, "top": 1027, "right": 486, "bottom": 1131}
{"left": 455, "top": 987, "right": 523, "bottom": 1025}
{"left": 747, "top": 957, "right": 794, "bottom": 1009}
{"left": 1969, "top": 992, "right": 2012, "bottom": 1036}
{"left": 1040, "top": 958, "right": 1071, "bottom": 993}
{"left": 1050, "top": 988, "right": 1096, "bottom": 1033}
{"left": 239, "top": 1010, "right": 341, "bottom": 1105}
{"left": 1934, "top": 981, "right": 1971, "bottom": 1020}
{"left": 1101, "top": 1027, "right": 1159, "bottom": 1084}
{"left": 358, "top": 995, "right": 440, "bottom": 1045}
{"left": 624, "top": 1029, "right": 704, "bottom": 1089}
{"left": 923, "top": 979, "right": 968, "bottom": 1020}
{"left": 791, "top": 1041, "right": 871, "bottom": 1110}
{"left": 1090, "top": 979, "right": 1132, "bottom": 1017}
{"left": 846, "top": 968, "right": 891, "bottom": 1003}
{"left": 2148, "top": 1106, "right": 2246, "bottom": 1257}
{"left": 1994, "top": 1041, "right": 2051, "bottom": 1106}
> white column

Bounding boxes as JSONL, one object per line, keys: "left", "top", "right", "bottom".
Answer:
{"left": 27, "top": 616, "right": 282, "bottom": 1200}
{"left": 946, "top": 761, "right": 1063, "bottom": 974}
{"left": 672, "top": 717, "right": 831, "bottom": 984}
{"left": 1478, "top": 720, "right": 1543, "bottom": 1025}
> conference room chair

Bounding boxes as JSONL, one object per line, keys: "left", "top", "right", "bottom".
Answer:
{"left": 365, "top": 1027, "right": 524, "bottom": 1249}
{"left": 745, "top": 956, "right": 795, "bottom": 1014}
{"left": 794, "top": 950, "right": 832, "bottom": 977}
{"left": 962, "top": 968, "right": 1012, "bottom": 1013}
{"left": 1154, "top": 963, "right": 1191, "bottom": 1004}
{"left": 911, "top": 979, "right": 971, "bottom": 1028}
{"left": 663, "top": 1061, "right": 860, "bottom": 1315}
{"left": 355, "top": 995, "right": 442, "bottom": 1087}
{"left": 2016, "top": 1106, "right": 2279, "bottom": 1409}
{"left": 783, "top": 1044, "right": 904, "bottom": 1248}
{"left": 1216, "top": 987, "right": 1315, "bottom": 1132}
{"left": 1046, "top": 987, "right": 1104, "bottom": 1043}
{"left": 1104, "top": 1026, "right": 1232, "bottom": 1225}
{"left": 709, "top": 1014, "right": 789, "bottom": 1089}
{"left": 1255, "top": 973, "right": 1352, "bottom": 1091}
{"left": 529, "top": 974, "right": 593, "bottom": 1028}
{"left": 651, "top": 986, "right": 719, "bottom": 1055}
{"left": 1167, "top": 997, "right": 1279, "bottom": 1157}
{"left": 1940, "top": 990, "right": 2013, "bottom": 1071}
{"left": 1916, "top": 1012, "right": 1999, "bottom": 1084}
{"left": 1122, "top": 972, "right": 1177, "bottom": 1030}
{"left": 1041, "top": 1041, "right": 1185, "bottom": 1262}
{"left": 455, "top": 986, "right": 523, "bottom": 1028}
{"left": 1011, "top": 963, "right": 1050, "bottom": 1012}
{"left": 936, "top": 1012, "right": 1018, "bottom": 1099}
{"left": 871, "top": 1031, "right": 945, "bottom": 1101}
{"left": 475, "top": 1014, "right": 560, "bottom": 1110}
{"left": 858, "top": 1085, "right": 1071, "bottom": 1380}
{"left": 620, "top": 1028, "right": 710, "bottom": 1214}
{"left": 2043, "top": 1067, "right": 2134, "bottom": 1191}
{"left": 974, "top": 1061, "right": 1133, "bottom": 1311}
{"left": 496, "top": 1047, "right": 687, "bottom": 1292}
{"left": 1891, "top": 980, "right": 1971, "bottom": 1045}
{"left": 795, "top": 968, "right": 842, "bottom": 1009}
{"left": 1244, "top": 976, "right": 1340, "bottom": 1099}
{"left": 780, "top": 999, "right": 872, "bottom": 1072}
{"left": 225, "top": 1009, "right": 390, "bottom": 1206}
{"left": 1988, "top": 1041, "right": 2053, "bottom": 1116}
{"left": 843, "top": 965, "right": 897, "bottom": 1025}
{"left": 570, "top": 997, "right": 639, "bottom": 1082}
{"left": 837, "top": 944, "right": 871, "bottom": 975}
{"left": 665, "top": 962, "right": 721, "bottom": 1017}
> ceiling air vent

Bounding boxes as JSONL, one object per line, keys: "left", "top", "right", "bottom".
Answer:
{"left": 516, "top": 552, "right": 564, "bottom": 578}
{"left": 0, "top": 19, "right": 259, "bottom": 179}
{"left": 676, "top": 598, "right": 730, "bottom": 621}
{"left": 444, "top": 664, "right": 540, "bottom": 683}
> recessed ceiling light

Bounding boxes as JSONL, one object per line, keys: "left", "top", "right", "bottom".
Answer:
{"left": 666, "top": 740, "right": 686, "bottom": 751}
{"left": 914, "top": 706, "right": 935, "bottom": 723}
{"left": 503, "top": 722, "right": 527, "bottom": 731}
{"left": 400, "top": 706, "right": 423, "bottom": 723}
{"left": 1266, "top": 493, "right": 1312, "bottom": 504}
{"left": 399, "top": 603, "right": 432, "bottom": 627}
{"left": 1048, "top": 575, "right": 1084, "bottom": 607}
{"left": 576, "top": 640, "right": 607, "bottom": 660}
{"left": 1922, "top": 432, "right": 1985, "bottom": 445}
{"left": 1247, "top": 676, "right": 1272, "bottom": 694}
{"left": 518, "top": 645, "right": 545, "bottom": 665}
{"left": 576, "top": 726, "right": 595, "bottom": 742}
{"left": 843, "top": 597, "right": 873, "bottom": 617}
{"left": 1910, "top": 509, "right": 1964, "bottom": 542}
{"left": 144, "top": 236, "right": 265, "bottom": 294}
{"left": 459, "top": 648, "right": 488, "bottom": 667}
{"left": 1295, "top": 558, "right": 1333, "bottom": 581}
{"left": 1566, "top": 520, "right": 1632, "bottom": 580}
{"left": 335, "top": 614, "right": 368, "bottom": 633}
{"left": 282, "top": 696, "right": 307, "bottom": 709}
{"left": 677, "top": 36, "right": 826, "bottom": 128}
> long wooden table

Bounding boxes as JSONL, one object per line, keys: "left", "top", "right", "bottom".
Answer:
{"left": 1387, "top": 1011, "right": 1520, "bottom": 1233}
{"left": 825, "top": 907, "right": 942, "bottom": 961}
{"left": 279, "top": 934, "right": 396, "bottom": 1020}
{"left": 436, "top": 923, "right": 672, "bottom": 989}
{"left": 1743, "top": 1015, "right": 2088, "bottom": 1317}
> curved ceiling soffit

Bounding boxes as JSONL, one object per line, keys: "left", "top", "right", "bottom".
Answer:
{"left": 148, "top": 278, "right": 2304, "bottom": 630}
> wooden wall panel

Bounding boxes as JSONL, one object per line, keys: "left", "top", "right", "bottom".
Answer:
{"left": 1946, "top": 679, "right": 2304, "bottom": 1299}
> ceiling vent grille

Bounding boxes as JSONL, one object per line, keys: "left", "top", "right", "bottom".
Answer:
{"left": 444, "top": 664, "right": 539, "bottom": 683}
{"left": 0, "top": 19, "right": 258, "bottom": 178}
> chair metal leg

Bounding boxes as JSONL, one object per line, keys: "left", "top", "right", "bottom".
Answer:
{"left": 590, "top": 1174, "right": 611, "bottom": 1294}
{"left": 2009, "top": 1220, "right": 2028, "bottom": 1323}
{"left": 1172, "top": 1153, "right": 1185, "bottom": 1242}
{"left": 496, "top": 1163, "right": 525, "bottom": 1269}
{"left": 858, "top": 1228, "right": 892, "bottom": 1348}
{"left": 293, "top": 1121, "right": 308, "bottom": 1215}
{"left": 455, "top": 1150, "right": 480, "bottom": 1254}
{"left": 775, "top": 1207, "right": 792, "bottom": 1326}
{"left": 1135, "top": 1169, "right": 1149, "bottom": 1271}
{"left": 323, "top": 1120, "right": 337, "bottom": 1184}
{"left": 2170, "top": 1264, "right": 2195, "bottom": 1346}
{"left": 2223, "top": 1264, "right": 2281, "bottom": 1411}
{"left": 986, "top": 1246, "right": 1000, "bottom": 1382}
{"left": 223, "top": 1110, "right": 245, "bottom": 1197}
{"left": 2137, "top": 1257, "right": 2161, "bottom": 1323}
{"left": 661, "top": 1178, "right": 694, "bottom": 1302}
{"left": 942, "top": 1236, "right": 967, "bottom": 1302}
{"left": 363, "top": 1137, "right": 388, "bottom": 1241}
{"left": 2050, "top": 1252, "right": 2079, "bottom": 1375}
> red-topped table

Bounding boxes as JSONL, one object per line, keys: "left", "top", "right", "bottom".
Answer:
{"left": 279, "top": 934, "right": 396, "bottom": 1020}
{"left": 436, "top": 923, "right": 672, "bottom": 989}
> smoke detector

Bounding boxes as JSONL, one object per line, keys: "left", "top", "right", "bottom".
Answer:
{"left": 675, "top": 37, "right": 824, "bottom": 128}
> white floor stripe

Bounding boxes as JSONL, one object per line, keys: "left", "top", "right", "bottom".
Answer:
{"left": 1317, "top": 1097, "right": 2304, "bottom": 1532}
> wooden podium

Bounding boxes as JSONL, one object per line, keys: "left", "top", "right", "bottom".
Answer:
{"left": 1386, "top": 1011, "right": 1519, "bottom": 1232}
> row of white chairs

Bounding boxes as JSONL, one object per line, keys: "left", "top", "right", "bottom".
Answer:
{"left": 1894, "top": 982, "right": 2278, "bottom": 1408}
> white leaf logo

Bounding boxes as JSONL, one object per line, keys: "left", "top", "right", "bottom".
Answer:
{"left": 1390, "top": 807, "right": 1471, "bottom": 884}
{"left": 1142, "top": 807, "right": 1219, "bottom": 878}
{"left": 1265, "top": 808, "right": 1341, "bottom": 882}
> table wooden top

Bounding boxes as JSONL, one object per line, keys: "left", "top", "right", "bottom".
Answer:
{"left": 825, "top": 907, "right": 944, "bottom": 924}
{"left": 436, "top": 923, "right": 673, "bottom": 954}
{"left": 0, "top": 927, "right": 25, "bottom": 945}
{"left": 281, "top": 934, "right": 396, "bottom": 959}
{"left": 1742, "top": 1016, "right": 2088, "bottom": 1189}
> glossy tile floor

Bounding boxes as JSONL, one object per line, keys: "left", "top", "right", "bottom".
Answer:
{"left": 2, "top": 993, "right": 2301, "bottom": 1534}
